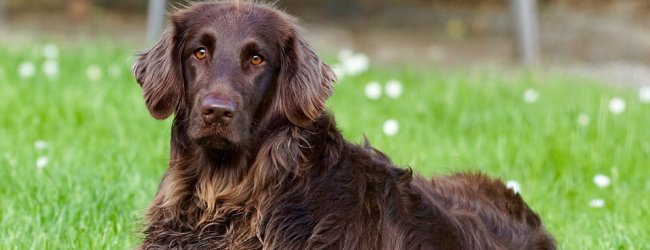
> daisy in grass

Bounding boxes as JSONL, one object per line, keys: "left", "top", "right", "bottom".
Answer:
{"left": 42, "top": 60, "right": 59, "bottom": 78}
{"left": 593, "top": 174, "right": 611, "bottom": 188}
{"left": 18, "top": 61, "right": 36, "bottom": 79}
{"left": 639, "top": 86, "right": 650, "bottom": 103}
{"left": 335, "top": 49, "right": 369, "bottom": 77}
{"left": 34, "top": 140, "right": 49, "bottom": 151}
{"left": 608, "top": 97, "right": 625, "bottom": 115}
{"left": 42, "top": 43, "right": 59, "bottom": 59}
{"left": 383, "top": 119, "right": 399, "bottom": 136}
{"left": 589, "top": 198, "right": 605, "bottom": 208}
{"left": 385, "top": 80, "right": 403, "bottom": 99}
{"left": 36, "top": 156, "right": 49, "bottom": 169}
{"left": 523, "top": 88, "right": 539, "bottom": 103}
{"left": 365, "top": 81, "right": 382, "bottom": 100}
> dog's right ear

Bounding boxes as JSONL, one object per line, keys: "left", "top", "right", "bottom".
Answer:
{"left": 132, "top": 28, "right": 183, "bottom": 120}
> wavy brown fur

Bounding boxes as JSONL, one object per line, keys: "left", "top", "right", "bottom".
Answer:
{"left": 132, "top": 1, "right": 556, "bottom": 249}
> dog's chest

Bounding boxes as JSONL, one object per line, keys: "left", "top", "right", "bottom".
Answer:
{"left": 143, "top": 207, "right": 263, "bottom": 249}
{"left": 198, "top": 209, "right": 263, "bottom": 249}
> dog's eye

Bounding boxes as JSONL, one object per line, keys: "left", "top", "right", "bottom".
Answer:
{"left": 250, "top": 54, "right": 264, "bottom": 65}
{"left": 194, "top": 47, "right": 207, "bottom": 60}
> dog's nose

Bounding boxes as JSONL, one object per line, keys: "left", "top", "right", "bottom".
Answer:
{"left": 201, "top": 96, "right": 236, "bottom": 125}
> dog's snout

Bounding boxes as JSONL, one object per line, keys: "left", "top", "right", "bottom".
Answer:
{"left": 201, "top": 95, "right": 237, "bottom": 125}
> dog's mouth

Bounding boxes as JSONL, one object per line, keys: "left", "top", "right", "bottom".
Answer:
{"left": 192, "top": 125, "right": 236, "bottom": 149}
{"left": 197, "top": 135, "right": 234, "bottom": 149}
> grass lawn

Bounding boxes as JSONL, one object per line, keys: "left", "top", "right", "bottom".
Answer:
{"left": 0, "top": 43, "right": 648, "bottom": 249}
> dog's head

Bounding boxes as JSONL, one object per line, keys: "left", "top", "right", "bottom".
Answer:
{"left": 133, "top": 2, "right": 335, "bottom": 150}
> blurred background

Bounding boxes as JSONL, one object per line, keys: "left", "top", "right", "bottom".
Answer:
{"left": 1, "top": 0, "right": 649, "bottom": 249}
{"left": 0, "top": 0, "right": 650, "bottom": 74}
{"left": 2, "top": 0, "right": 650, "bottom": 86}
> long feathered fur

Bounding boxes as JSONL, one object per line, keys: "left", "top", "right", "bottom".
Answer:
{"left": 133, "top": 1, "right": 556, "bottom": 249}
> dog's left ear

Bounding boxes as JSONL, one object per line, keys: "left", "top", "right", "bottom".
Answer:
{"left": 276, "top": 31, "right": 337, "bottom": 128}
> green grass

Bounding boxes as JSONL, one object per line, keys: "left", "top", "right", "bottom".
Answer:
{"left": 0, "top": 43, "right": 648, "bottom": 249}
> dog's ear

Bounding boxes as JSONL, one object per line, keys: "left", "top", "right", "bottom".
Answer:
{"left": 276, "top": 31, "right": 337, "bottom": 128}
{"left": 132, "top": 27, "right": 184, "bottom": 120}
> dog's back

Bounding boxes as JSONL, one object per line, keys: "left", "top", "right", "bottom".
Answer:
{"left": 256, "top": 116, "right": 557, "bottom": 249}
{"left": 358, "top": 141, "right": 555, "bottom": 249}
{"left": 415, "top": 174, "right": 556, "bottom": 249}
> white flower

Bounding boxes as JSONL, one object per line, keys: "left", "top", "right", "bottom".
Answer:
{"left": 382, "top": 119, "right": 399, "bottom": 136}
{"left": 36, "top": 156, "right": 49, "bottom": 169}
{"left": 18, "top": 61, "right": 36, "bottom": 79}
{"left": 86, "top": 65, "right": 102, "bottom": 81}
{"left": 593, "top": 174, "right": 611, "bottom": 188}
{"left": 34, "top": 140, "right": 49, "bottom": 150}
{"left": 42, "top": 60, "right": 59, "bottom": 78}
{"left": 365, "top": 81, "right": 382, "bottom": 100}
{"left": 336, "top": 49, "right": 369, "bottom": 76}
{"left": 589, "top": 198, "right": 605, "bottom": 208}
{"left": 342, "top": 53, "right": 369, "bottom": 76}
{"left": 385, "top": 80, "right": 403, "bottom": 99}
{"left": 42, "top": 43, "right": 59, "bottom": 59}
{"left": 523, "top": 88, "right": 539, "bottom": 103}
{"left": 577, "top": 113, "right": 590, "bottom": 127}
{"left": 608, "top": 97, "right": 625, "bottom": 114}
{"left": 505, "top": 180, "right": 521, "bottom": 194}
{"left": 108, "top": 65, "right": 122, "bottom": 79}
{"left": 639, "top": 86, "right": 650, "bottom": 103}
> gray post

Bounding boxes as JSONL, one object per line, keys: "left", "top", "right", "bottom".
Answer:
{"left": 0, "top": 0, "right": 5, "bottom": 30}
{"left": 147, "top": 0, "right": 168, "bottom": 44}
{"left": 510, "top": 0, "right": 540, "bottom": 65}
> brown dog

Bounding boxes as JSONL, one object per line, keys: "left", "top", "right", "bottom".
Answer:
{"left": 132, "top": 1, "right": 556, "bottom": 249}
